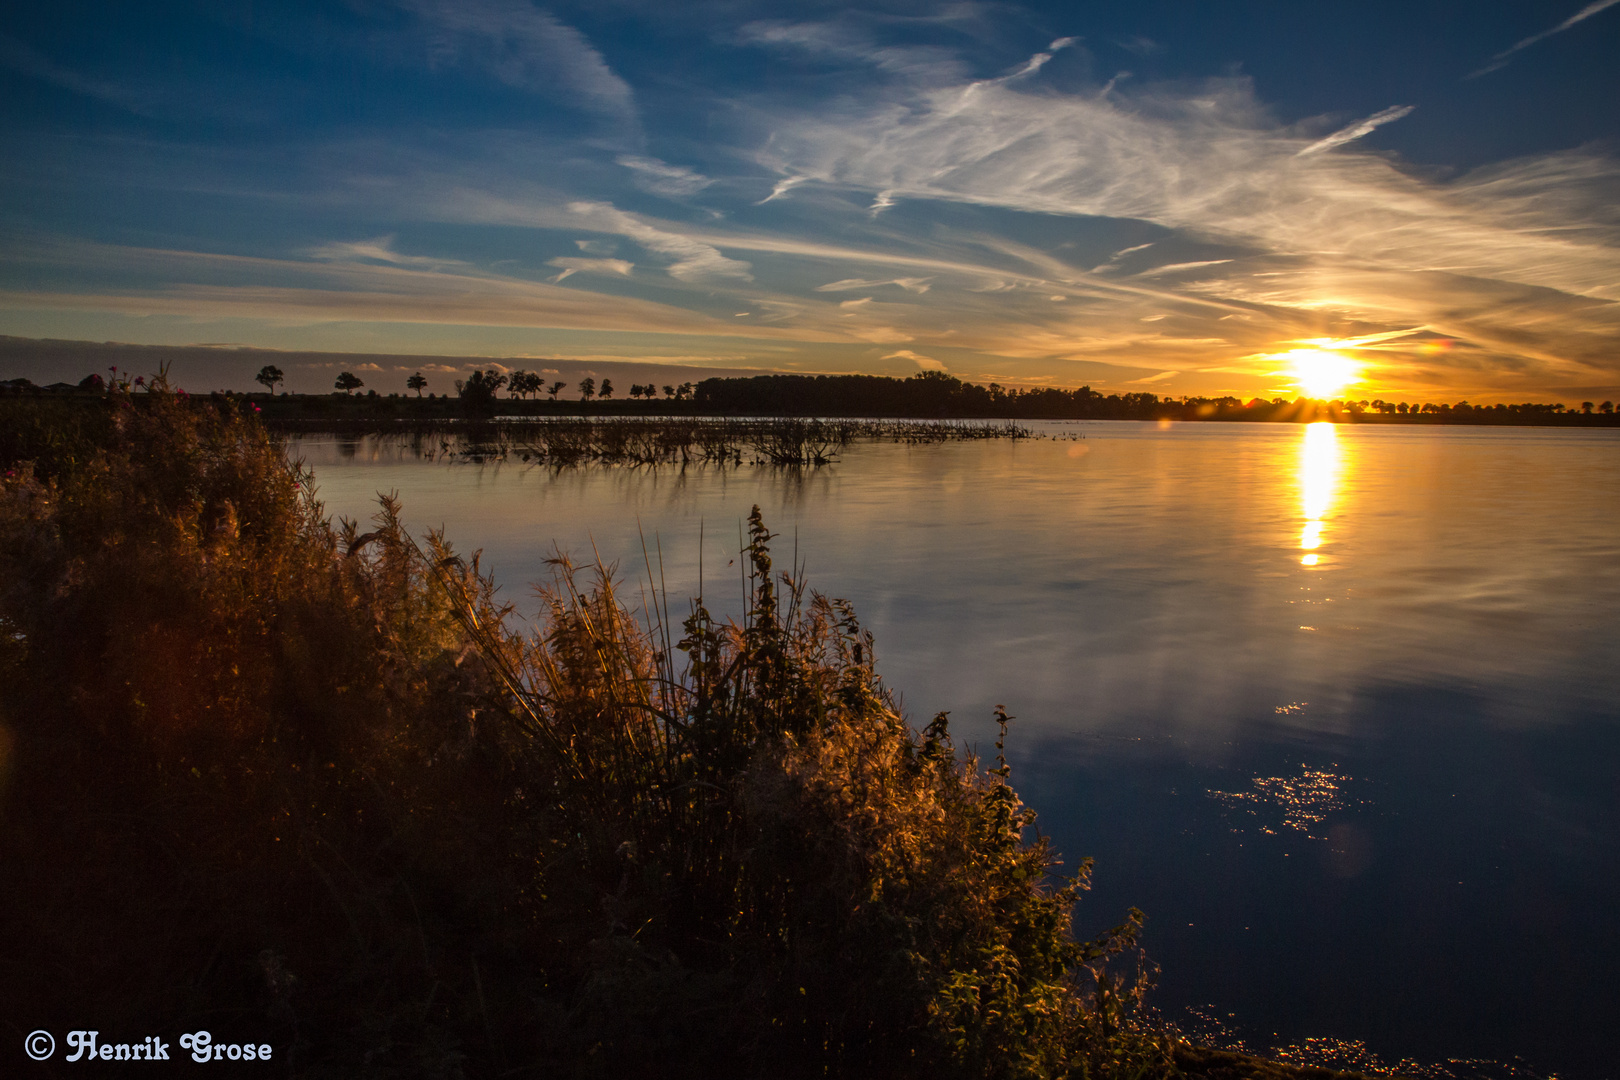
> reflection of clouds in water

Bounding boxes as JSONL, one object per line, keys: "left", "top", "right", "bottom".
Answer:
{"left": 1208, "top": 763, "right": 1361, "bottom": 840}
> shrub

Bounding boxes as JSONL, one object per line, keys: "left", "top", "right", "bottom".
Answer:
{"left": 0, "top": 391, "right": 1169, "bottom": 1077}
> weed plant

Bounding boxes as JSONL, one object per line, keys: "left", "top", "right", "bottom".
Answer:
{"left": 0, "top": 390, "right": 1167, "bottom": 1078}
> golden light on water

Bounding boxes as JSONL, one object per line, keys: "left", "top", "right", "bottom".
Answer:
{"left": 1299, "top": 422, "right": 1340, "bottom": 567}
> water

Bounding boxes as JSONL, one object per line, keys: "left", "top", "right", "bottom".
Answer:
{"left": 294, "top": 421, "right": 1620, "bottom": 1076}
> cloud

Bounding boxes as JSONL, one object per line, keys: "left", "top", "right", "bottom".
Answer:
{"left": 547, "top": 256, "right": 634, "bottom": 281}
{"left": 735, "top": 18, "right": 971, "bottom": 85}
{"left": 752, "top": 65, "right": 1620, "bottom": 309}
{"left": 1295, "top": 105, "right": 1415, "bottom": 156}
{"left": 883, "top": 349, "right": 946, "bottom": 371}
{"left": 393, "top": 0, "right": 636, "bottom": 123}
{"left": 566, "top": 202, "right": 753, "bottom": 282}
{"left": 758, "top": 175, "right": 807, "bottom": 204}
{"left": 1134, "top": 260, "right": 1234, "bottom": 278}
{"left": 617, "top": 155, "right": 713, "bottom": 197}
{"left": 0, "top": 33, "right": 154, "bottom": 115}
{"left": 1000, "top": 36, "right": 1080, "bottom": 80}
{"left": 1468, "top": 0, "right": 1620, "bottom": 77}
{"left": 1113, "top": 35, "right": 1161, "bottom": 57}
{"left": 0, "top": 239, "right": 789, "bottom": 339}
{"left": 309, "top": 236, "right": 465, "bottom": 268}
{"left": 815, "top": 277, "right": 932, "bottom": 293}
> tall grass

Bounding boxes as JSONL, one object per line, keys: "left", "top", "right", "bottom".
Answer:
{"left": 0, "top": 392, "right": 1167, "bottom": 1078}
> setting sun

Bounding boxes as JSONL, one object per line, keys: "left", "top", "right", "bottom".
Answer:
{"left": 1286, "top": 348, "right": 1360, "bottom": 399}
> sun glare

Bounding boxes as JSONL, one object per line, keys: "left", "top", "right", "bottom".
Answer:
{"left": 1299, "top": 422, "right": 1340, "bottom": 567}
{"left": 1287, "top": 349, "right": 1359, "bottom": 399}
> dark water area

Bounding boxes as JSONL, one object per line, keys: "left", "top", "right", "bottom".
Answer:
{"left": 296, "top": 421, "right": 1620, "bottom": 1077}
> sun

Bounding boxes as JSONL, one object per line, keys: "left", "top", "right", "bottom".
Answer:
{"left": 1285, "top": 348, "right": 1359, "bottom": 399}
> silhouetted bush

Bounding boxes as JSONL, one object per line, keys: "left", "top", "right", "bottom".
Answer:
{"left": 0, "top": 390, "right": 1167, "bottom": 1077}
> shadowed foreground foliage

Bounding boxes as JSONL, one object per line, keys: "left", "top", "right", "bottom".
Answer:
{"left": 0, "top": 392, "right": 1173, "bottom": 1077}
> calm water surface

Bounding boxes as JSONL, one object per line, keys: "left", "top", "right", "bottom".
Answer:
{"left": 297, "top": 421, "right": 1620, "bottom": 1075}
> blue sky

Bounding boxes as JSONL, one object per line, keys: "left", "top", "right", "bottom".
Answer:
{"left": 1, "top": 0, "right": 1617, "bottom": 399}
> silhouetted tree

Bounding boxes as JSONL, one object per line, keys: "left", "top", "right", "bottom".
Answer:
{"left": 256, "top": 365, "right": 285, "bottom": 395}
{"left": 579, "top": 377, "right": 595, "bottom": 401}
{"left": 334, "top": 372, "right": 363, "bottom": 394}
{"left": 599, "top": 378, "right": 614, "bottom": 399}
{"left": 547, "top": 380, "right": 566, "bottom": 400}
{"left": 407, "top": 373, "right": 427, "bottom": 396}
{"left": 456, "top": 369, "right": 508, "bottom": 415}
{"left": 509, "top": 370, "right": 543, "bottom": 399}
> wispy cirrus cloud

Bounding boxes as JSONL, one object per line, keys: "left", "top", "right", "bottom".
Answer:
{"left": 1295, "top": 105, "right": 1415, "bottom": 156}
{"left": 1467, "top": 0, "right": 1620, "bottom": 78}
{"left": 566, "top": 202, "right": 753, "bottom": 283}
{"left": 617, "top": 155, "right": 713, "bottom": 197}
{"left": 753, "top": 54, "right": 1620, "bottom": 308}
{"left": 309, "top": 236, "right": 467, "bottom": 269}
{"left": 815, "top": 277, "right": 932, "bottom": 293}
{"left": 0, "top": 33, "right": 153, "bottom": 114}
{"left": 0, "top": 237, "right": 778, "bottom": 339}
{"left": 547, "top": 256, "right": 634, "bottom": 281}
{"left": 393, "top": 0, "right": 637, "bottom": 125}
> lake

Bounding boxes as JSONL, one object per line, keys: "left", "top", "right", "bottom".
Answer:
{"left": 294, "top": 420, "right": 1620, "bottom": 1076}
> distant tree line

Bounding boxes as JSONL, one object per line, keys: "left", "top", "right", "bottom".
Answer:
{"left": 7, "top": 365, "right": 1612, "bottom": 427}
{"left": 688, "top": 371, "right": 1617, "bottom": 424}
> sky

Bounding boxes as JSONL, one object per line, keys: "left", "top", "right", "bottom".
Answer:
{"left": 1, "top": 0, "right": 1617, "bottom": 401}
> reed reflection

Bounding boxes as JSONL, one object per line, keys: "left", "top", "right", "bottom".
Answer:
{"left": 1298, "top": 422, "right": 1341, "bottom": 566}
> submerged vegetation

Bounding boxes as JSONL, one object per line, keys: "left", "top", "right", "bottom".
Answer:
{"left": 280, "top": 416, "right": 1032, "bottom": 468}
{"left": 0, "top": 390, "right": 1179, "bottom": 1077}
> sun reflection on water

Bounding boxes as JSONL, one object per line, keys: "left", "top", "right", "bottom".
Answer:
{"left": 1298, "top": 423, "right": 1340, "bottom": 566}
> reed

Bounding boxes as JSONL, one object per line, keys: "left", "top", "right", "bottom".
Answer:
{"left": 0, "top": 393, "right": 1165, "bottom": 1078}
{"left": 275, "top": 415, "right": 1031, "bottom": 467}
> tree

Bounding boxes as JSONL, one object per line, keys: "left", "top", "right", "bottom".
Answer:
{"left": 547, "top": 381, "right": 566, "bottom": 400}
{"left": 456, "top": 369, "right": 508, "bottom": 416}
{"left": 599, "top": 378, "right": 614, "bottom": 400}
{"left": 579, "top": 377, "right": 596, "bottom": 401}
{"left": 1581, "top": 401, "right": 1594, "bottom": 414}
{"left": 407, "top": 373, "right": 428, "bottom": 397}
{"left": 335, "top": 372, "right": 363, "bottom": 394}
{"left": 1602, "top": 401, "right": 1614, "bottom": 415}
{"left": 508, "top": 370, "right": 542, "bottom": 400}
{"left": 256, "top": 365, "right": 285, "bottom": 395}
{"left": 663, "top": 384, "right": 676, "bottom": 399}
